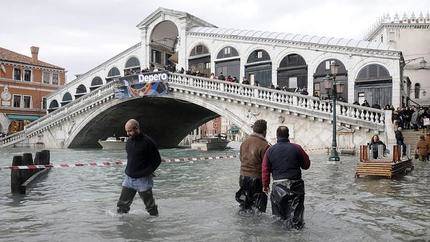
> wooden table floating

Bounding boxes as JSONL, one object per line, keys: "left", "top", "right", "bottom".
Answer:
{"left": 355, "top": 145, "right": 414, "bottom": 178}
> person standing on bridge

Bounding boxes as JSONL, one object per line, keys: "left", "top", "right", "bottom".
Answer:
{"left": 235, "top": 119, "right": 270, "bottom": 212}
{"left": 116, "top": 119, "right": 161, "bottom": 216}
{"left": 262, "top": 126, "right": 311, "bottom": 229}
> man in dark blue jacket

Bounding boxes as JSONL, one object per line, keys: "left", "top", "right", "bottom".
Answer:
{"left": 262, "top": 126, "right": 311, "bottom": 229}
{"left": 117, "top": 119, "right": 161, "bottom": 215}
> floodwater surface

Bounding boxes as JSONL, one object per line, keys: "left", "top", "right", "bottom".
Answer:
{"left": 0, "top": 147, "right": 429, "bottom": 241}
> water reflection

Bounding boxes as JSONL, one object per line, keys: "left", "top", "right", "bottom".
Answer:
{"left": 0, "top": 148, "right": 429, "bottom": 241}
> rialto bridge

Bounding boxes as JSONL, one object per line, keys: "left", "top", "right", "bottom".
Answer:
{"left": 0, "top": 7, "right": 402, "bottom": 150}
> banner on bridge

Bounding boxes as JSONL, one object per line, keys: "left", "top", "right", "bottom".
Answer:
{"left": 114, "top": 72, "right": 169, "bottom": 99}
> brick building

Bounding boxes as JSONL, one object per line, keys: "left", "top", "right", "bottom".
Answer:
{"left": 0, "top": 46, "right": 66, "bottom": 134}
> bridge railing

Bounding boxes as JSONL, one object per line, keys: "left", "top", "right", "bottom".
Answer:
{"left": 0, "top": 80, "right": 121, "bottom": 146}
{"left": 168, "top": 73, "right": 385, "bottom": 128}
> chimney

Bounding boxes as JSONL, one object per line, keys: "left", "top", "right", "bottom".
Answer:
{"left": 30, "top": 46, "right": 39, "bottom": 62}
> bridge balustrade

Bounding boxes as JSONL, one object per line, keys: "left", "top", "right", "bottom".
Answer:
{"left": 168, "top": 73, "right": 385, "bottom": 128}
{"left": 1, "top": 72, "right": 386, "bottom": 148}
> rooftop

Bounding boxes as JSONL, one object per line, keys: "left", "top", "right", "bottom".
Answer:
{"left": 0, "top": 46, "right": 64, "bottom": 70}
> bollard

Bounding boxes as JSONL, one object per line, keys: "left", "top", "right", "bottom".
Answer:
{"left": 11, "top": 155, "right": 23, "bottom": 194}
{"left": 40, "top": 150, "right": 50, "bottom": 165}
{"left": 22, "top": 153, "right": 34, "bottom": 181}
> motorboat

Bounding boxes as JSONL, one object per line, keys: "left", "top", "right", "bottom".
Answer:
{"left": 98, "top": 137, "right": 127, "bottom": 149}
{"left": 190, "top": 136, "right": 229, "bottom": 151}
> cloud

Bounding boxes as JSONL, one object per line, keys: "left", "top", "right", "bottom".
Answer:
{"left": 1, "top": 0, "right": 429, "bottom": 81}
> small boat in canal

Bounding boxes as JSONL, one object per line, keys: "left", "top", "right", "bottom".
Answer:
{"left": 98, "top": 137, "right": 127, "bottom": 149}
{"left": 190, "top": 136, "right": 230, "bottom": 151}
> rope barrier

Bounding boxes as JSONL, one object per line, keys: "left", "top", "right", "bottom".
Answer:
{"left": 0, "top": 154, "right": 238, "bottom": 171}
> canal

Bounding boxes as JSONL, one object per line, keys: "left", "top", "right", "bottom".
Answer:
{"left": 0, "top": 147, "right": 429, "bottom": 241}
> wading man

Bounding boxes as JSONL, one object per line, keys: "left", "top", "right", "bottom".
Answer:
{"left": 236, "top": 119, "right": 270, "bottom": 212}
{"left": 262, "top": 126, "right": 311, "bottom": 229}
{"left": 117, "top": 119, "right": 161, "bottom": 216}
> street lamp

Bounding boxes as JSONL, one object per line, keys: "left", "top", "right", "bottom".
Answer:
{"left": 328, "top": 60, "right": 340, "bottom": 161}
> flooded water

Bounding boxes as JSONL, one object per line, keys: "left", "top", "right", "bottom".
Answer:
{"left": 0, "top": 146, "right": 429, "bottom": 241}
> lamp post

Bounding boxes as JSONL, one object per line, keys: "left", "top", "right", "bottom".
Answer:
{"left": 328, "top": 60, "right": 340, "bottom": 161}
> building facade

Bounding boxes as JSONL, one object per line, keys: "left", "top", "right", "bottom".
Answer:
{"left": 366, "top": 12, "right": 430, "bottom": 106}
{"left": 0, "top": 46, "right": 66, "bottom": 134}
{"left": 46, "top": 8, "right": 404, "bottom": 114}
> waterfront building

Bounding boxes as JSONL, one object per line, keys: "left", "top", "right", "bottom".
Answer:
{"left": 0, "top": 46, "right": 66, "bottom": 134}
{"left": 366, "top": 12, "right": 430, "bottom": 106}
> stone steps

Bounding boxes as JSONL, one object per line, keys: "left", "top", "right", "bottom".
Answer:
{"left": 402, "top": 129, "right": 427, "bottom": 151}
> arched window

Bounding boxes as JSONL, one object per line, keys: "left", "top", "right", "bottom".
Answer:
{"left": 277, "top": 54, "right": 308, "bottom": 91}
{"left": 245, "top": 49, "right": 272, "bottom": 87}
{"left": 355, "top": 64, "right": 392, "bottom": 107}
{"left": 415, "top": 83, "right": 421, "bottom": 99}
{"left": 215, "top": 46, "right": 240, "bottom": 79}
{"left": 61, "top": 92, "right": 72, "bottom": 106}
{"left": 75, "top": 84, "right": 87, "bottom": 99}
{"left": 313, "top": 59, "right": 348, "bottom": 101}
{"left": 90, "top": 76, "right": 103, "bottom": 91}
{"left": 106, "top": 67, "right": 120, "bottom": 83}
{"left": 48, "top": 100, "right": 59, "bottom": 113}
{"left": 124, "top": 57, "right": 141, "bottom": 76}
{"left": 188, "top": 44, "right": 211, "bottom": 76}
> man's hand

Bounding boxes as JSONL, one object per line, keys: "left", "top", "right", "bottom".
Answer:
{"left": 263, "top": 186, "right": 269, "bottom": 193}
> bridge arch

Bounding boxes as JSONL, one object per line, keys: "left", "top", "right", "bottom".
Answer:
{"left": 64, "top": 94, "right": 252, "bottom": 148}
{"left": 149, "top": 20, "right": 178, "bottom": 69}
{"left": 61, "top": 92, "right": 73, "bottom": 106}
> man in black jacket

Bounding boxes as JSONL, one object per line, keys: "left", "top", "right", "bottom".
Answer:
{"left": 262, "top": 126, "right": 311, "bottom": 229}
{"left": 117, "top": 119, "right": 161, "bottom": 215}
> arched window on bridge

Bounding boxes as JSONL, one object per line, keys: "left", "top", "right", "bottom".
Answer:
{"left": 215, "top": 46, "right": 240, "bottom": 80}
{"left": 188, "top": 44, "right": 210, "bottom": 77}
{"left": 415, "top": 83, "right": 421, "bottom": 99}
{"left": 355, "top": 64, "right": 392, "bottom": 108}
{"left": 90, "top": 76, "right": 103, "bottom": 91}
{"left": 313, "top": 59, "right": 348, "bottom": 101}
{"left": 106, "top": 67, "right": 121, "bottom": 83}
{"left": 277, "top": 54, "right": 308, "bottom": 92}
{"left": 124, "top": 57, "right": 141, "bottom": 76}
{"left": 245, "top": 49, "right": 272, "bottom": 87}
{"left": 48, "top": 99, "right": 59, "bottom": 113}
{"left": 61, "top": 92, "right": 73, "bottom": 107}
{"left": 75, "top": 84, "right": 87, "bottom": 99}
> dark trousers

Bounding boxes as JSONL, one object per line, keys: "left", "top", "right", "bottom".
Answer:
{"left": 270, "top": 179, "right": 305, "bottom": 229}
{"left": 397, "top": 140, "right": 406, "bottom": 155}
{"left": 235, "top": 175, "right": 267, "bottom": 212}
{"left": 117, "top": 186, "right": 158, "bottom": 216}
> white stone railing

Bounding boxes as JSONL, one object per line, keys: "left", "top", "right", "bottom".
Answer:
{"left": 168, "top": 73, "right": 385, "bottom": 129}
{"left": 0, "top": 80, "right": 121, "bottom": 147}
{"left": 1, "top": 72, "right": 386, "bottom": 147}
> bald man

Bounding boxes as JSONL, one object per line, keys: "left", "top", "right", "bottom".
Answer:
{"left": 116, "top": 119, "right": 161, "bottom": 216}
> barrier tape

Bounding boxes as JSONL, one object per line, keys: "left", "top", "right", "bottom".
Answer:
{"left": 0, "top": 154, "right": 238, "bottom": 171}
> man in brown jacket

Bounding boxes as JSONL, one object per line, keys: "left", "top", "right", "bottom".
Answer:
{"left": 416, "top": 135, "right": 429, "bottom": 161}
{"left": 235, "top": 119, "right": 270, "bottom": 212}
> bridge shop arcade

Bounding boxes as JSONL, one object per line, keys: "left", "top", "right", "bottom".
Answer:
{"left": 46, "top": 7, "right": 405, "bottom": 113}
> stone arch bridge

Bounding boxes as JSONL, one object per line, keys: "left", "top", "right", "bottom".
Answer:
{"left": 0, "top": 73, "right": 394, "bottom": 151}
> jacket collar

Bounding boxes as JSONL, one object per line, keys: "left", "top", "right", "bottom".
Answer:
{"left": 251, "top": 133, "right": 267, "bottom": 141}
{"left": 277, "top": 137, "right": 290, "bottom": 143}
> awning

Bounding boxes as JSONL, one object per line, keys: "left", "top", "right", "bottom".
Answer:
{"left": 7, "top": 114, "right": 41, "bottom": 121}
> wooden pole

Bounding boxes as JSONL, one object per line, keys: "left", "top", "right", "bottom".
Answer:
{"left": 11, "top": 155, "right": 23, "bottom": 194}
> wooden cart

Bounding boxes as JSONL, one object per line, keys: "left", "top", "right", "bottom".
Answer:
{"left": 355, "top": 145, "right": 414, "bottom": 178}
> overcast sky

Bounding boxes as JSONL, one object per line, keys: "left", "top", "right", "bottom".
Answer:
{"left": 2, "top": 0, "right": 429, "bottom": 81}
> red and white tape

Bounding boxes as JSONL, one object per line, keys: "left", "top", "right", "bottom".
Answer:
{"left": 0, "top": 154, "right": 238, "bottom": 171}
